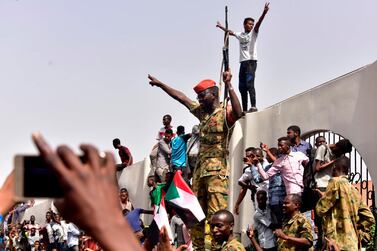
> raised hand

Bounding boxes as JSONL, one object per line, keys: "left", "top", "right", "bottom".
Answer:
{"left": 148, "top": 74, "right": 163, "bottom": 88}
{"left": 264, "top": 2, "right": 270, "bottom": 13}
{"left": 32, "top": 133, "right": 142, "bottom": 251}
{"left": 223, "top": 70, "right": 232, "bottom": 85}
{"left": 0, "top": 170, "right": 15, "bottom": 215}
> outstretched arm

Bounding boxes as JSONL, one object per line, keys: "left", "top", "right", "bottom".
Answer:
{"left": 223, "top": 71, "right": 243, "bottom": 120}
{"left": 148, "top": 75, "right": 193, "bottom": 109}
{"left": 216, "top": 21, "right": 235, "bottom": 36}
{"left": 254, "top": 3, "right": 270, "bottom": 33}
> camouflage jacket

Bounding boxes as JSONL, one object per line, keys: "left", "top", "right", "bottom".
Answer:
{"left": 316, "top": 175, "right": 375, "bottom": 250}
{"left": 220, "top": 237, "right": 246, "bottom": 251}
{"left": 190, "top": 101, "right": 235, "bottom": 178}
{"left": 277, "top": 213, "right": 313, "bottom": 251}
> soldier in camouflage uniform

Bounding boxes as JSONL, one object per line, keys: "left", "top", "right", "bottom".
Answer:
{"left": 274, "top": 194, "right": 313, "bottom": 251}
{"left": 316, "top": 156, "right": 375, "bottom": 251}
{"left": 210, "top": 210, "right": 245, "bottom": 251}
{"left": 148, "top": 71, "right": 243, "bottom": 250}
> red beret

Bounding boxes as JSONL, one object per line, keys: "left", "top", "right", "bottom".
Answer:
{"left": 193, "top": 79, "right": 216, "bottom": 94}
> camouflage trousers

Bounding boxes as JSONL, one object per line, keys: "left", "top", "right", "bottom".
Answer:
{"left": 191, "top": 172, "right": 229, "bottom": 251}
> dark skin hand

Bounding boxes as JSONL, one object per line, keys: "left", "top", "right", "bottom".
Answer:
{"left": 274, "top": 229, "right": 311, "bottom": 247}
{"left": 254, "top": 3, "right": 270, "bottom": 33}
{"left": 156, "top": 226, "right": 188, "bottom": 251}
{"left": 0, "top": 170, "right": 15, "bottom": 215}
{"left": 32, "top": 133, "right": 142, "bottom": 251}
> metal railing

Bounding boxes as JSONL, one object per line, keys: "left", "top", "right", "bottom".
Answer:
{"left": 302, "top": 129, "right": 375, "bottom": 210}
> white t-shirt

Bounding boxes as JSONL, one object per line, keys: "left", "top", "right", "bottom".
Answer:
{"left": 234, "top": 30, "right": 258, "bottom": 62}
{"left": 314, "top": 144, "right": 334, "bottom": 188}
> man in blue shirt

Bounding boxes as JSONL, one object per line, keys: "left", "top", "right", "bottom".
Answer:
{"left": 124, "top": 208, "right": 153, "bottom": 243}
{"left": 171, "top": 126, "right": 191, "bottom": 178}
{"left": 287, "top": 125, "right": 312, "bottom": 158}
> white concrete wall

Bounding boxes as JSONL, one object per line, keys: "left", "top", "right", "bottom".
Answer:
{"left": 230, "top": 60, "right": 377, "bottom": 244}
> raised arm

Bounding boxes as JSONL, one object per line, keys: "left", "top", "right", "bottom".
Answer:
{"left": 254, "top": 3, "right": 270, "bottom": 33}
{"left": 216, "top": 21, "right": 235, "bottom": 36}
{"left": 223, "top": 71, "right": 243, "bottom": 120}
{"left": 148, "top": 74, "right": 193, "bottom": 109}
{"left": 255, "top": 162, "right": 273, "bottom": 180}
{"left": 261, "top": 143, "right": 277, "bottom": 162}
{"left": 247, "top": 227, "right": 263, "bottom": 251}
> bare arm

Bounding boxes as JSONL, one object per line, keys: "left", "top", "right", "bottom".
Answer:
{"left": 148, "top": 74, "right": 193, "bottom": 109}
{"left": 261, "top": 143, "right": 277, "bottom": 162}
{"left": 0, "top": 171, "right": 15, "bottom": 215}
{"left": 233, "top": 187, "right": 247, "bottom": 215}
{"left": 223, "top": 71, "right": 243, "bottom": 120}
{"left": 254, "top": 3, "right": 270, "bottom": 33}
{"left": 216, "top": 21, "right": 235, "bottom": 36}
{"left": 315, "top": 159, "right": 336, "bottom": 172}
{"left": 255, "top": 162, "right": 272, "bottom": 180}
{"left": 247, "top": 227, "right": 263, "bottom": 251}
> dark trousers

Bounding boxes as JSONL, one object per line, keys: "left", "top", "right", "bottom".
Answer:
{"left": 239, "top": 60, "right": 257, "bottom": 111}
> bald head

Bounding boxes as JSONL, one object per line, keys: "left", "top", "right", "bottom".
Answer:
{"left": 210, "top": 210, "right": 234, "bottom": 243}
{"left": 212, "top": 210, "right": 234, "bottom": 225}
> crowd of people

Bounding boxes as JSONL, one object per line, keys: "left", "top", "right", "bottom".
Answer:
{"left": 0, "top": 2, "right": 376, "bottom": 251}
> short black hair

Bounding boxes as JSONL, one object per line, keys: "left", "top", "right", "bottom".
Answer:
{"left": 245, "top": 147, "right": 255, "bottom": 152}
{"left": 163, "top": 114, "right": 172, "bottom": 120}
{"left": 256, "top": 190, "right": 267, "bottom": 198}
{"left": 335, "top": 156, "right": 350, "bottom": 174}
{"left": 315, "top": 136, "right": 326, "bottom": 143}
{"left": 120, "top": 188, "right": 128, "bottom": 193}
{"left": 253, "top": 148, "right": 264, "bottom": 157}
{"left": 177, "top": 126, "right": 185, "bottom": 135}
{"left": 113, "top": 138, "right": 121, "bottom": 145}
{"left": 269, "top": 147, "right": 278, "bottom": 157}
{"left": 335, "top": 139, "right": 353, "bottom": 154}
{"left": 287, "top": 125, "right": 301, "bottom": 135}
{"left": 278, "top": 136, "right": 291, "bottom": 146}
{"left": 243, "top": 17, "right": 255, "bottom": 25}
{"left": 213, "top": 209, "right": 234, "bottom": 225}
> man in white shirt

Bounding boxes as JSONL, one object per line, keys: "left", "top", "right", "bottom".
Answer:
{"left": 253, "top": 190, "right": 277, "bottom": 251}
{"left": 217, "top": 3, "right": 270, "bottom": 112}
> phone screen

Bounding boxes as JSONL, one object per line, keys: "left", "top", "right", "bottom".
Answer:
{"left": 23, "top": 156, "right": 63, "bottom": 198}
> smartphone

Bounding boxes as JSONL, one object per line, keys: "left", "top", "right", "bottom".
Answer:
{"left": 14, "top": 155, "right": 64, "bottom": 200}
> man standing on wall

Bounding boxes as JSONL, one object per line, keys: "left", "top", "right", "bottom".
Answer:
{"left": 112, "top": 138, "right": 133, "bottom": 171}
{"left": 148, "top": 70, "right": 242, "bottom": 250}
{"left": 217, "top": 3, "right": 270, "bottom": 112}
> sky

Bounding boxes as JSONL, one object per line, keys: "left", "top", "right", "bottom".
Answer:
{"left": 0, "top": 0, "right": 376, "bottom": 184}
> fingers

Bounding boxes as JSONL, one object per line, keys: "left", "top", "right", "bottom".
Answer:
{"left": 32, "top": 133, "right": 69, "bottom": 177}
{"left": 57, "top": 145, "right": 85, "bottom": 173}
{"left": 80, "top": 144, "right": 101, "bottom": 173}
{"left": 103, "top": 151, "right": 116, "bottom": 177}
{"left": 148, "top": 74, "right": 153, "bottom": 80}
{"left": 176, "top": 245, "right": 188, "bottom": 251}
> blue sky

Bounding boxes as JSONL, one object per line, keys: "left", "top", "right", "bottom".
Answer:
{"left": 0, "top": 0, "right": 376, "bottom": 183}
